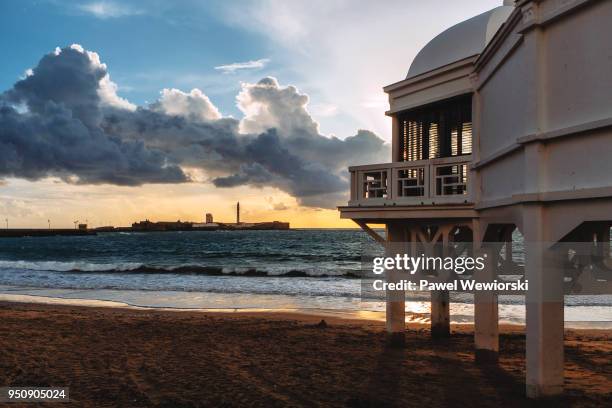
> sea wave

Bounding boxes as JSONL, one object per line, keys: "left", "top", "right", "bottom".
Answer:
{"left": 0, "top": 260, "right": 360, "bottom": 278}
{"left": 0, "top": 260, "right": 142, "bottom": 272}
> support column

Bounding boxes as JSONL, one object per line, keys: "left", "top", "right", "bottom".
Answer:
{"left": 596, "top": 225, "right": 610, "bottom": 258}
{"left": 385, "top": 223, "right": 405, "bottom": 346}
{"left": 431, "top": 225, "right": 450, "bottom": 338}
{"left": 430, "top": 291, "right": 450, "bottom": 338}
{"left": 523, "top": 205, "right": 564, "bottom": 398}
{"left": 473, "top": 245, "right": 499, "bottom": 363}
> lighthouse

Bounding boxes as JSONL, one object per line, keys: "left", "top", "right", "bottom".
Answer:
{"left": 236, "top": 202, "right": 240, "bottom": 224}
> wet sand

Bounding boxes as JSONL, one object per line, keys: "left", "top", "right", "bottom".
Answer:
{"left": 0, "top": 302, "right": 609, "bottom": 407}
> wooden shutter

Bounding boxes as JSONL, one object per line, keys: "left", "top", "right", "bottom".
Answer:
{"left": 461, "top": 122, "right": 472, "bottom": 155}
{"left": 428, "top": 122, "right": 439, "bottom": 159}
{"left": 398, "top": 94, "right": 472, "bottom": 161}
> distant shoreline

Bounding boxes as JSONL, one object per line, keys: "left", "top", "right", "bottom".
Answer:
{"left": 0, "top": 223, "right": 291, "bottom": 238}
{"left": 0, "top": 227, "right": 370, "bottom": 238}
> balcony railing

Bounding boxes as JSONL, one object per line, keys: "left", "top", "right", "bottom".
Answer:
{"left": 348, "top": 155, "right": 472, "bottom": 206}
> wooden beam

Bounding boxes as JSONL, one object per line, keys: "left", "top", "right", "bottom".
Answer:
{"left": 353, "top": 220, "right": 385, "bottom": 244}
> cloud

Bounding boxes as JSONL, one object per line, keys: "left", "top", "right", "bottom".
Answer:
{"left": 150, "top": 88, "right": 221, "bottom": 122}
{"left": 106, "top": 76, "right": 388, "bottom": 207}
{"left": 266, "top": 197, "right": 289, "bottom": 211}
{"left": 1, "top": 45, "right": 389, "bottom": 208}
{"left": 214, "top": 58, "right": 270, "bottom": 74}
{"left": 0, "top": 45, "right": 187, "bottom": 185}
{"left": 78, "top": 1, "right": 142, "bottom": 19}
{"left": 237, "top": 76, "right": 316, "bottom": 135}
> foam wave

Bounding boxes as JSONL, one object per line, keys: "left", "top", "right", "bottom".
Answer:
{"left": 0, "top": 260, "right": 360, "bottom": 278}
{"left": 0, "top": 260, "right": 142, "bottom": 272}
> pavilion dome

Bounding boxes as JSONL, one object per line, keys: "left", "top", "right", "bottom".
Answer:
{"left": 406, "top": 5, "right": 514, "bottom": 79}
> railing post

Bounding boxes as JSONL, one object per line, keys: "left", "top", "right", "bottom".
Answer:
{"left": 425, "top": 164, "right": 431, "bottom": 198}
{"left": 429, "top": 163, "right": 436, "bottom": 199}
{"left": 387, "top": 168, "right": 394, "bottom": 200}
{"left": 466, "top": 165, "right": 471, "bottom": 202}
{"left": 350, "top": 170, "right": 356, "bottom": 202}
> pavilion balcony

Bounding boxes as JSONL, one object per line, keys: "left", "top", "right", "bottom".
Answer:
{"left": 348, "top": 155, "right": 472, "bottom": 207}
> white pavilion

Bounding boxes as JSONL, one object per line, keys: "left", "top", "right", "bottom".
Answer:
{"left": 339, "top": 0, "right": 612, "bottom": 398}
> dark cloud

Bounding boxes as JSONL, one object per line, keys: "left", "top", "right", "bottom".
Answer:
{"left": 4, "top": 46, "right": 105, "bottom": 127}
{"left": 0, "top": 45, "right": 389, "bottom": 208}
{"left": 0, "top": 104, "right": 186, "bottom": 185}
{"left": 211, "top": 130, "right": 347, "bottom": 198}
{"left": 0, "top": 45, "right": 187, "bottom": 185}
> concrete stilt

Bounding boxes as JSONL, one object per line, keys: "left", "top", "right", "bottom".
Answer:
{"left": 430, "top": 290, "right": 450, "bottom": 338}
{"left": 431, "top": 226, "right": 451, "bottom": 338}
{"left": 597, "top": 226, "right": 610, "bottom": 258}
{"left": 473, "top": 245, "right": 499, "bottom": 363}
{"left": 523, "top": 206, "right": 564, "bottom": 398}
{"left": 385, "top": 224, "right": 405, "bottom": 347}
{"left": 472, "top": 220, "right": 500, "bottom": 362}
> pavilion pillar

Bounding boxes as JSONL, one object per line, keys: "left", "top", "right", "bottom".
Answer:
{"left": 431, "top": 225, "right": 451, "bottom": 338}
{"left": 596, "top": 225, "right": 610, "bottom": 258}
{"left": 473, "top": 245, "right": 499, "bottom": 363}
{"left": 523, "top": 205, "right": 564, "bottom": 398}
{"left": 430, "top": 291, "right": 450, "bottom": 338}
{"left": 385, "top": 223, "right": 405, "bottom": 346}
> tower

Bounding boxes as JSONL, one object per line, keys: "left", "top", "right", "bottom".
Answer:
{"left": 236, "top": 202, "right": 240, "bottom": 224}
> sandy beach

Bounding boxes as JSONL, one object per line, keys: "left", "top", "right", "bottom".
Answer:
{"left": 0, "top": 302, "right": 609, "bottom": 407}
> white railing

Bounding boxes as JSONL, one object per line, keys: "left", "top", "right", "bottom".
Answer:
{"left": 348, "top": 155, "right": 472, "bottom": 206}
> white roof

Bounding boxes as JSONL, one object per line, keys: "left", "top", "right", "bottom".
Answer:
{"left": 406, "top": 6, "right": 514, "bottom": 79}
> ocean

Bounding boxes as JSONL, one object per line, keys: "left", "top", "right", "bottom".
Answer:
{"left": 0, "top": 229, "right": 610, "bottom": 327}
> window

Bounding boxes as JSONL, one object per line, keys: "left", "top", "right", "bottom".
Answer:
{"left": 398, "top": 94, "right": 472, "bottom": 161}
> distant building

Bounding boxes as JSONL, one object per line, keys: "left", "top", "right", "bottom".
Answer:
{"left": 94, "top": 226, "right": 115, "bottom": 232}
{"left": 192, "top": 222, "right": 219, "bottom": 230}
{"left": 205, "top": 213, "right": 213, "bottom": 224}
{"left": 78, "top": 224, "right": 87, "bottom": 230}
{"left": 131, "top": 220, "right": 192, "bottom": 231}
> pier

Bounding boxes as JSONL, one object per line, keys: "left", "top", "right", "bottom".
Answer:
{"left": 0, "top": 229, "right": 96, "bottom": 238}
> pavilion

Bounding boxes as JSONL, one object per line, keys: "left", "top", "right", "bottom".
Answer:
{"left": 339, "top": 0, "right": 612, "bottom": 398}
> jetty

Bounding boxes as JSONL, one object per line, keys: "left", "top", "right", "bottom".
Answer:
{"left": 0, "top": 229, "right": 96, "bottom": 238}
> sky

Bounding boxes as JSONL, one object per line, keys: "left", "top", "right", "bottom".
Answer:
{"left": 0, "top": 0, "right": 502, "bottom": 228}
